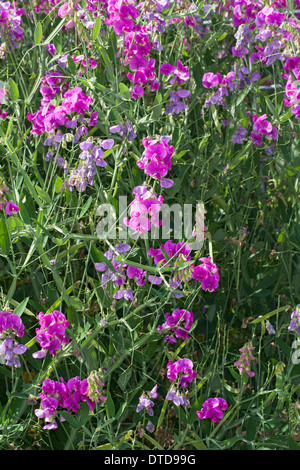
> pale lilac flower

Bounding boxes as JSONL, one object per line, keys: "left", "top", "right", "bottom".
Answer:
{"left": 166, "top": 387, "right": 188, "bottom": 406}
{"left": 288, "top": 307, "right": 300, "bottom": 335}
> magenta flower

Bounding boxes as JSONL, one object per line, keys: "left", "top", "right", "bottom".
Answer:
{"left": 35, "top": 375, "right": 99, "bottom": 430}
{"left": 136, "top": 136, "right": 174, "bottom": 186}
{"left": 5, "top": 201, "right": 19, "bottom": 215}
{"left": 32, "top": 310, "right": 69, "bottom": 359}
{"left": 166, "top": 358, "right": 197, "bottom": 387}
{"left": 197, "top": 397, "right": 228, "bottom": 424}
{"left": 0, "top": 311, "right": 25, "bottom": 338}
{"left": 202, "top": 72, "right": 222, "bottom": 89}
{"left": 192, "top": 256, "right": 220, "bottom": 292}
{"left": 124, "top": 185, "right": 163, "bottom": 234}
{"left": 158, "top": 309, "right": 194, "bottom": 343}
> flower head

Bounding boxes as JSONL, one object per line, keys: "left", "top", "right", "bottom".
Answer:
{"left": 197, "top": 397, "right": 228, "bottom": 423}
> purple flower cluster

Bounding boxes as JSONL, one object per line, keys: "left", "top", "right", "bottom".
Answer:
{"left": 202, "top": 71, "right": 236, "bottom": 108}
{"left": 288, "top": 307, "right": 300, "bottom": 335}
{"left": 147, "top": 242, "right": 220, "bottom": 296}
{"left": 0, "top": 1, "right": 25, "bottom": 59}
{"left": 250, "top": 114, "right": 278, "bottom": 148}
{"left": 191, "top": 256, "right": 220, "bottom": 292}
{"left": 61, "top": 137, "right": 113, "bottom": 192}
{"left": 234, "top": 341, "right": 256, "bottom": 377}
{"left": 34, "top": 375, "right": 98, "bottom": 430}
{"left": 197, "top": 397, "right": 228, "bottom": 424}
{"left": 283, "top": 62, "right": 300, "bottom": 119}
{"left": 136, "top": 384, "right": 158, "bottom": 416}
{"left": 166, "top": 387, "right": 189, "bottom": 407}
{"left": 166, "top": 358, "right": 197, "bottom": 388}
{"left": 32, "top": 310, "right": 70, "bottom": 359}
{"left": 160, "top": 61, "right": 191, "bottom": 115}
{"left": 136, "top": 136, "right": 174, "bottom": 188}
{"left": 231, "top": 124, "right": 248, "bottom": 144}
{"left": 124, "top": 184, "right": 164, "bottom": 234}
{"left": 158, "top": 309, "right": 194, "bottom": 344}
{"left": 109, "top": 121, "right": 137, "bottom": 141}
{"left": 0, "top": 177, "right": 19, "bottom": 215}
{"left": 0, "top": 312, "right": 28, "bottom": 367}
{"left": 28, "top": 85, "right": 94, "bottom": 136}
{"left": 33, "top": 0, "right": 61, "bottom": 15}
{"left": 95, "top": 242, "right": 146, "bottom": 301}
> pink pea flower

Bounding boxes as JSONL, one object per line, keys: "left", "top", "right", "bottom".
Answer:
{"left": 32, "top": 310, "right": 69, "bottom": 359}
{"left": 5, "top": 201, "right": 19, "bottom": 215}
{"left": 158, "top": 309, "right": 194, "bottom": 343}
{"left": 192, "top": 256, "right": 220, "bottom": 292}
{"left": 202, "top": 72, "right": 222, "bottom": 88}
{"left": 167, "top": 358, "right": 197, "bottom": 387}
{"left": 197, "top": 397, "right": 228, "bottom": 424}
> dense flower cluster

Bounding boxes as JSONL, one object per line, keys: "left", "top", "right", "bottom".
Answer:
{"left": 283, "top": 63, "right": 300, "bottom": 119}
{"left": 166, "top": 358, "right": 197, "bottom": 387}
{"left": 158, "top": 308, "right": 194, "bottom": 344}
{"left": 95, "top": 242, "right": 146, "bottom": 300}
{"left": 34, "top": 375, "right": 99, "bottom": 430}
{"left": 250, "top": 114, "right": 278, "bottom": 147}
{"left": 234, "top": 341, "right": 256, "bottom": 377}
{"left": 0, "top": 1, "right": 25, "bottom": 59}
{"left": 147, "top": 243, "right": 219, "bottom": 295}
{"left": 137, "top": 136, "right": 174, "bottom": 188}
{"left": 160, "top": 60, "right": 191, "bottom": 115}
{"left": 0, "top": 312, "right": 28, "bottom": 367}
{"left": 124, "top": 184, "right": 164, "bottom": 235}
{"left": 197, "top": 397, "right": 228, "bottom": 424}
{"left": 32, "top": 310, "right": 70, "bottom": 359}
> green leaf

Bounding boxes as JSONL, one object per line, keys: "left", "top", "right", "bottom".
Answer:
{"left": 67, "top": 55, "right": 76, "bottom": 75}
{"left": 0, "top": 218, "right": 10, "bottom": 255}
{"left": 119, "top": 83, "right": 131, "bottom": 100}
{"left": 13, "top": 297, "right": 29, "bottom": 317}
{"left": 35, "top": 185, "right": 51, "bottom": 204}
{"left": 34, "top": 22, "right": 43, "bottom": 44}
{"left": 55, "top": 176, "right": 64, "bottom": 193}
{"left": 79, "top": 196, "right": 93, "bottom": 219}
{"left": 288, "top": 436, "right": 300, "bottom": 450}
{"left": 8, "top": 79, "right": 19, "bottom": 102}
{"left": 93, "top": 16, "right": 102, "bottom": 40}
{"left": 60, "top": 411, "right": 82, "bottom": 427}
{"left": 250, "top": 305, "right": 289, "bottom": 324}
{"left": 105, "top": 392, "right": 115, "bottom": 418}
{"left": 152, "top": 93, "right": 163, "bottom": 120}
